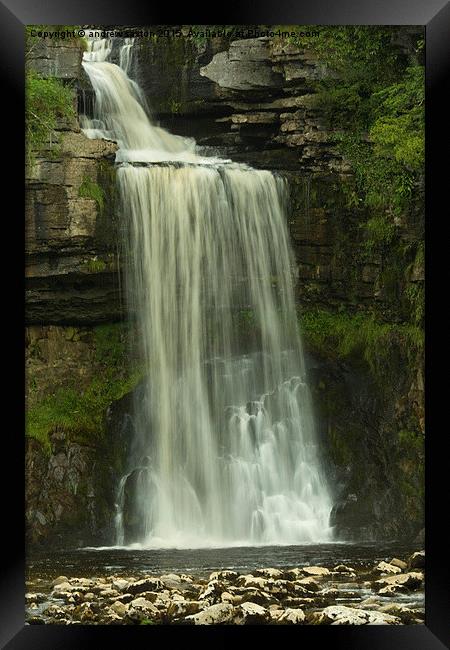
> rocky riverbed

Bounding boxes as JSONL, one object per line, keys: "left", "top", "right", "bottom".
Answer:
{"left": 25, "top": 550, "right": 425, "bottom": 625}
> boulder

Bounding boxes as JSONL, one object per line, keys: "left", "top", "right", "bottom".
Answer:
{"left": 276, "top": 608, "right": 305, "bottom": 624}
{"left": 408, "top": 551, "right": 425, "bottom": 570}
{"left": 167, "top": 600, "right": 203, "bottom": 620}
{"left": 234, "top": 601, "right": 270, "bottom": 624}
{"left": 199, "top": 579, "right": 226, "bottom": 602}
{"left": 311, "top": 605, "right": 401, "bottom": 625}
{"left": 302, "top": 566, "right": 330, "bottom": 577}
{"left": 127, "top": 597, "right": 160, "bottom": 622}
{"left": 375, "top": 572, "right": 424, "bottom": 591}
{"left": 128, "top": 577, "right": 163, "bottom": 595}
{"left": 112, "top": 578, "right": 130, "bottom": 592}
{"left": 333, "top": 565, "right": 355, "bottom": 574}
{"left": 237, "top": 574, "right": 268, "bottom": 589}
{"left": 110, "top": 601, "right": 129, "bottom": 617}
{"left": 208, "top": 570, "right": 239, "bottom": 582}
{"left": 295, "top": 577, "right": 321, "bottom": 592}
{"left": 185, "top": 603, "right": 235, "bottom": 625}
{"left": 389, "top": 558, "right": 408, "bottom": 571}
{"left": 374, "top": 561, "right": 402, "bottom": 575}
{"left": 255, "top": 568, "right": 284, "bottom": 580}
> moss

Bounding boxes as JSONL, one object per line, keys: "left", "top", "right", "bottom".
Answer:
{"left": 79, "top": 176, "right": 105, "bottom": 213}
{"left": 26, "top": 323, "right": 143, "bottom": 452}
{"left": 25, "top": 69, "right": 76, "bottom": 167}
{"left": 26, "top": 368, "right": 143, "bottom": 451}
{"left": 299, "top": 308, "right": 424, "bottom": 383}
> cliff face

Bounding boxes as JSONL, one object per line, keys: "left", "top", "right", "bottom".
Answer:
{"left": 25, "top": 34, "right": 424, "bottom": 547}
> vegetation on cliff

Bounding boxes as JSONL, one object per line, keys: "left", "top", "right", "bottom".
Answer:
{"left": 288, "top": 26, "right": 424, "bottom": 217}
{"left": 26, "top": 325, "right": 143, "bottom": 453}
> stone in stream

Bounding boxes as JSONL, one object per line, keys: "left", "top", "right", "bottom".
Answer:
{"left": 408, "top": 551, "right": 425, "bottom": 570}
{"left": 199, "top": 579, "right": 226, "bottom": 602}
{"left": 333, "top": 565, "right": 355, "bottom": 574}
{"left": 237, "top": 574, "right": 268, "bottom": 589}
{"left": 110, "top": 601, "right": 129, "bottom": 617}
{"left": 166, "top": 600, "right": 203, "bottom": 621}
{"left": 374, "top": 561, "right": 402, "bottom": 575}
{"left": 112, "top": 578, "right": 130, "bottom": 592}
{"left": 301, "top": 566, "right": 330, "bottom": 577}
{"left": 276, "top": 608, "right": 305, "bottom": 624}
{"left": 309, "top": 605, "right": 401, "bottom": 625}
{"left": 127, "top": 597, "right": 161, "bottom": 622}
{"left": 234, "top": 602, "right": 270, "bottom": 624}
{"left": 52, "top": 576, "right": 69, "bottom": 587}
{"left": 209, "top": 570, "right": 239, "bottom": 582}
{"left": 378, "top": 603, "right": 424, "bottom": 625}
{"left": 256, "top": 568, "right": 284, "bottom": 580}
{"left": 295, "top": 577, "right": 321, "bottom": 592}
{"left": 128, "top": 577, "right": 164, "bottom": 595}
{"left": 390, "top": 558, "right": 408, "bottom": 571}
{"left": 185, "top": 603, "right": 235, "bottom": 625}
{"left": 378, "top": 584, "right": 408, "bottom": 597}
{"left": 374, "top": 571, "right": 424, "bottom": 591}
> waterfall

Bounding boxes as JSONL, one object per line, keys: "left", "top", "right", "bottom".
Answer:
{"left": 82, "top": 37, "right": 333, "bottom": 548}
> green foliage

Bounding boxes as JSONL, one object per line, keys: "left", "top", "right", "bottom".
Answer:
{"left": 25, "top": 70, "right": 75, "bottom": 166}
{"left": 79, "top": 176, "right": 105, "bottom": 213}
{"left": 300, "top": 308, "right": 424, "bottom": 379}
{"left": 363, "top": 216, "right": 396, "bottom": 254}
{"left": 284, "top": 26, "right": 424, "bottom": 217}
{"left": 26, "top": 369, "right": 142, "bottom": 451}
{"left": 84, "top": 258, "right": 107, "bottom": 273}
{"left": 26, "top": 323, "right": 142, "bottom": 452}
{"left": 93, "top": 323, "right": 127, "bottom": 367}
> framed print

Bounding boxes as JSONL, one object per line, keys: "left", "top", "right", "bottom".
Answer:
{"left": 1, "top": 0, "right": 448, "bottom": 648}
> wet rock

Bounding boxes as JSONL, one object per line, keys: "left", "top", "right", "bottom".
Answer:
{"left": 408, "top": 551, "right": 425, "bottom": 570}
{"left": 234, "top": 601, "right": 270, "bottom": 624}
{"left": 302, "top": 566, "right": 330, "bottom": 577}
{"left": 52, "top": 576, "right": 69, "bottom": 587}
{"left": 110, "top": 601, "right": 129, "bottom": 617}
{"left": 185, "top": 602, "right": 235, "bottom": 625}
{"left": 374, "top": 571, "right": 424, "bottom": 591}
{"left": 221, "top": 591, "right": 240, "bottom": 605}
{"left": 199, "top": 579, "right": 226, "bottom": 603}
{"left": 128, "top": 577, "right": 163, "bottom": 595}
{"left": 374, "top": 561, "right": 402, "bottom": 575}
{"left": 256, "top": 568, "right": 284, "bottom": 580}
{"left": 27, "top": 616, "right": 46, "bottom": 625}
{"left": 25, "top": 592, "right": 47, "bottom": 604}
{"left": 333, "top": 565, "right": 356, "bottom": 575}
{"left": 237, "top": 574, "right": 268, "bottom": 589}
{"left": 276, "top": 608, "right": 305, "bottom": 624}
{"left": 73, "top": 602, "right": 98, "bottom": 622}
{"left": 160, "top": 573, "right": 183, "bottom": 589}
{"left": 310, "top": 605, "right": 401, "bottom": 625}
{"left": 209, "top": 570, "right": 239, "bottom": 582}
{"left": 112, "top": 578, "right": 130, "bottom": 592}
{"left": 378, "top": 603, "right": 423, "bottom": 624}
{"left": 167, "top": 600, "right": 203, "bottom": 621}
{"left": 390, "top": 558, "right": 408, "bottom": 571}
{"left": 295, "top": 577, "right": 321, "bottom": 592}
{"left": 113, "top": 593, "right": 136, "bottom": 604}
{"left": 127, "top": 597, "right": 160, "bottom": 622}
{"left": 239, "top": 588, "right": 279, "bottom": 606}
{"left": 378, "top": 584, "right": 408, "bottom": 597}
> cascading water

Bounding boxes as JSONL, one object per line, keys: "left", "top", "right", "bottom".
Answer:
{"left": 82, "top": 37, "right": 334, "bottom": 548}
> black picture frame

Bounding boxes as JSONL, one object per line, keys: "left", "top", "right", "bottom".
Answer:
{"left": 2, "top": 0, "right": 448, "bottom": 647}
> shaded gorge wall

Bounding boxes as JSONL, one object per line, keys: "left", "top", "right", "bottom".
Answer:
{"left": 25, "top": 30, "right": 424, "bottom": 548}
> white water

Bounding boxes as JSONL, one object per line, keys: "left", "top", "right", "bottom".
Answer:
{"left": 82, "top": 38, "right": 333, "bottom": 549}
